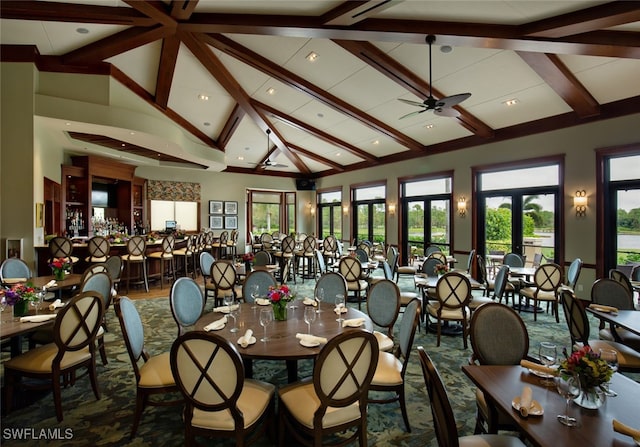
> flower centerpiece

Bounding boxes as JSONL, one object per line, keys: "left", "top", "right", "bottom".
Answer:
{"left": 242, "top": 252, "right": 255, "bottom": 271}
{"left": 434, "top": 263, "right": 449, "bottom": 276}
{"left": 559, "top": 346, "right": 613, "bottom": 409}
{"left": 2, "top": 283, "right": 39, "bottom": 317}
{"left": 267, "top": 284, "right": 294, "bottom": 321}
{"left": 49, "top": 257, "right": 72, "bottom": 280}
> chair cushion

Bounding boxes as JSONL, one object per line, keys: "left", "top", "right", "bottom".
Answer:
{"left": 397, "top": 266, "right": 416, "bottom": 274}
{"left": 122, "top": 254, "right": 146, "bottom": 262}
{"left": 519, "top": 288, "right": 556, "bottom": 301}
{"left": 459, "top": 434, "right": 525, "bottom": 447}
{"left": 370, "top": 351, "right": 402, "bottom": 386}
{"left": 148, "top": 252, "right": 173, "bottom": 259}
{"left": 469, "top": 296, "right": 494, "bottom": 309}
{"left": 400, "top": 292, "right": 418, "bottom": 307}
{"left": 279, "top": 380, "right": 361, "bottom": 429}
{"left": 86, "top": 256, "right": 108, "bottom": 263}
{"left": 427, "top": 303, "right": 470, "bottom": 320}
{"left": 373, "top": 331, "right": 394, "bottom": 352}
{"left": 347, "top": 280, "right": 368, "bottom": 291}
{"left": 599, "top": 328, "right": 640, "bottom": 352}
{"left": 191, "top": 379, "right": 275, "bottom": 430}
{"left": 5, "top": 343, "right": 91, "bottom": 373}
{"left": 586, "top": 340, "right": 640, "bottom": 369}
{"left": 138, "top": 352, "right": 176, "bottom": 388}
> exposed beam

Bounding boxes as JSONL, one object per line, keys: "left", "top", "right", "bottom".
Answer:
{"left": 178, "top": 30, "right": 311, "bottom": 174}
{"left": 155, "top": 35, "right": 181, "bottom": 108}
{"left": 218, "top": 104, "right": 246, "bottom": 150}
{"left": 521, "top": 1, "right": 640, "bottom": 38}
{"left": 200, "top": 33, "right": 424, "bottom": 152}
{"left": 170, "top": 0, "right": 200, "bottom": 21}
{"left": 287, "top": 143, "right": 346, "bottom": 172}
{"left": 334, "top": 39, "right": 494, "bottom": 139}
{"left": 123, "top": 0, "right": 177, "bottom": 27}
{"left": 517, "top": 51, "right": 600, "bottom": 119}
{"left": 321, "top": 0, "right": 400, "bottom": 26}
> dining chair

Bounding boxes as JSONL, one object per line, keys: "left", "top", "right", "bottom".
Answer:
{"left": 274, "top": 236, "right": 296, "bottom": 283}
{"left": 48, "top": 236, "right": 79, "bottom": 271}
{"left": 115, "top": 297, "right": 182, "bottom": 438}
{"left": 367, "top": 279, "right": 401, "bottom": 352}
{"left": 609, "top": 268, "right": 635, "bottom": 299}
{"left": 147, "top": 234, "right": 175, "bottom": 289}
{"left": 253, "top": 250, "right": 272, "bottom": 267}
{"left": 242, "top": 270, "right": 277, "bottom": 303}
{"left": 502, "top": 253, "right": 524, "bottom": 268}
{"left": 171, "top": 331, "right": 276, "bottom": 446}
{"left": 394, "top": 248, "right": 417, "bottom": 284}
{"left": 559, "top": 287, "right": 640, "bottom": 373}
{"left": 427, "top": 272, "right": 472, "bottom": 349}
{"left": 105, "top": 255, "right": 124, "bottom": 292}
{"left": 518, "top": 263, "right": 563, "bottom": 321}
{"left": 249, "top": 231, "right": 262, "bottom": 253}
{"left": 454, "top": 249, "right": 475, "bottom": 275}
{"left": 427, "top": 251, "right": 447, "bottom": 265}
{"left": 314, "top": 249, "right": 327, "bottom": 277}
{"left": 354, "top": 247, "right": 369, "bottom": 263}
{"left": 591, "top": 278, "right": 640, "bottom": 351}
{"left": 368, "top": 298, "right": 420, "bottom": 432}
{"left": 85, "top": 236, "right": 111, "bottom": 263}
{"left": 295, "top": 235, "right": 317, "bottom": 281}
{"left": 315, "top": 272, "right": 347, "bottom": 306}
{"left": 481, "top": 256, "right": 515, "bottom": 301}
{"left": 80, "top": 262, "right": 109, "bottom": 282}
{"left": 417, "top": 347, "right": 526, "bottom": 447}
{"left": 561, "top": 257, "right": 583, "bottom": 291}
{"left": 4, "top": 291, "right": 104, "bottom": 422}
{"left": 0, "top": 258, "right": 32, "bottom": 286}
{"left": 425, "top": 245, "right": 442, "bottom": 256}
{"left": 199, "top": 251, "right": 216, "bottom": 304}
{"left": 80, "top": 271, "right": 113, "bottom": 365}
{"left": 469, "top": 302, "right": 534, "bottom": 434}
{"left": 322, "top": 235, "right": 338, "bottom": 267}
{"left": 210, "top": 260, "right": 238, "bottom": 307}
{"left": 226, "top": 229, "right": 239, "bottom": 260}
{"left": 260, "top": 232, "right": 274, "bottom": 252}
{"left": 121, "top": 235, "right": 149, "bottom": 293}
{"left": 169, "top": 277, "right": 205, "bottom": 337}
{"left": 278, "top": 330, "right": 379, "bottom": 447}
{"left": 339, "top": 256, "right": 369, "bottom": 310}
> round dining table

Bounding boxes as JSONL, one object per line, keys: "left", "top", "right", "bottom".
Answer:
{"left": 194, "top": 301, "right": 373, "bottom": 382}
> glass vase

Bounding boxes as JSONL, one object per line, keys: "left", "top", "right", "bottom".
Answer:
{"left": 273, "top": 303, "right": 287, "bottom": 321}
{"left": 573, "top": 386, "right": 604, "bottom": 410}
{"left": 54, "top": 269, "right": 66, "bottom": 281}
{"left": 13, "top": 300, "right": 29, "bottom": 318}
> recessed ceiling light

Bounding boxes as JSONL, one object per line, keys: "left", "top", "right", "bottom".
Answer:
{"left": 503, "top": 98, "right": 519, "bottom": 106}
{"left": 266, "top": 87, "right": 276, "bottom": 95}
{"left": 121, "top": 143, "right": 126, "bottom": 147}
{"left": 306, "top": 52, "right": 318, "bottom": 62}
{"left": 425, "top": 124, "right": 434, "bottom": 129}
{"left": 336, "top": 152, "right": 341, "bottom": 157}
{"left": 198, "top": 94, "right": 209, "bottom": 101}
{"left": 76, "top": 28, "right": 89, "bottom": 34}
{"left": 130, "top": 131, "right": 135, "bottom": 135}
{"left": 65, "top": 122, "right": 71, "bottom": 126}
{"left": 440, "top": 45, "right": 453, "bottom": 54}
{"left": 238, "top": 156, "right": 244, "bottom": 161}
{"left": 372, "top": 140, "right": 379, "bottom": 145}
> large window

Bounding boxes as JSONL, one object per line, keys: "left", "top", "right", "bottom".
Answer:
{"left": 400, "top": 176, "right": 452, "bottom": 264}
{"left": 352, "top": 184, "right": 386, "bottom": 244}
{"left": 475, "top": 162, "right": 561, "bottom": 266}
{"left": 150, "top": 200, "right": 198, "bottom": 231}
{"left": 318, "top": 190, "right": 342, "bottom": 240}
{"left": 248, "top": 190, "right": 295, "bottom": 237}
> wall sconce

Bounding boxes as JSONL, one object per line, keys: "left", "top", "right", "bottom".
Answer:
{"left": 457, "top": 196, "right": 467, "bottom": 217}
{"left": 343, "top": 205, "right": 349, "bottom": 215}
{"left": 574, "top": 190, "right": 587, "bottom": 217}
{"left": 388, "top": 203, "right": 396, "bottom": 216}
{"left": 308, "top": 202, "right": 315, "bottom": 216}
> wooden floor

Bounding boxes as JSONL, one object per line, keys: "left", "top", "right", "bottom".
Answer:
{"left": 118, "top": 273, "right": 201, "bottom": 300}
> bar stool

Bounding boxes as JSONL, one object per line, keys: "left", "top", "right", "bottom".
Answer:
{"left": 226, "top": 229, "right": 238, "bottom": 260}
{"left": 121, "top": 236, "right": 148, "bottom": 293}
{"left": 147, "top": 235, "right": 175, "bottom": 289}
{"left": 173, "top": 235, "right": 195, "bottom": 278}
{"left": 85, "top": 236, "right": 111, "bottom": 264}
{"left": 48, "top": 237, "right": 79, "bottom": 272}
{"left": 211, "top": 231, "right": 228, "bottom": 260}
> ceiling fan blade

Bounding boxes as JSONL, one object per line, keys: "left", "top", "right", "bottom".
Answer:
{"left": 399, "top": 109, "right": 427, "bottom": 120}
{"left": 438, "top": 93, "right": 471, "bottom": 109}
{"left": 434, "top": 107, "right": 461, "bottom": 117}
{"left": 398, "top": 98, "right": 428, "bottom": 108}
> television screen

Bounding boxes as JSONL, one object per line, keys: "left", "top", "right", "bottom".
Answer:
{"left": 165, "top": 220, "right": 177, "bottom": 231}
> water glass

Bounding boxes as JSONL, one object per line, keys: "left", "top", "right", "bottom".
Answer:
{"left": 316, "top": 288, "right": 324, "bottom": 313}
{"left": 259, "top": 308, "right": 273, "bottom": 342}
{"left": 555, "top": 369, "right": 581, "bottom": 427}
{"left": 304, "top": 306, "right": 316, "bottom": 334}
{"left": 538, "top": 342, "right": 557, "bottom": 386}
{"left": 335, "top": 294, "right": 345, "bottom": 323}
{"left": 250, "top": 284, "right": 260, "bottom": 310}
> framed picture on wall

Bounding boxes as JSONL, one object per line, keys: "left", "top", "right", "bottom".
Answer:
{"left": 209, "top": 215, "right": 223, "bottom": 229}
{"left": 224, "top": 201, "right": 238, "bottom": 215}
{"left": 209, "top": 201, "right": 223, "bottom": 214}
{"left": 224, "top": 215, "right": 238, "bottom": 230}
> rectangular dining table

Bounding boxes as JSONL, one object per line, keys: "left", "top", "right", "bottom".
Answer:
{"left": 1, "top": 309, "right": 58, "bottom": 356}
{"left": 462, "top": 364, "right": 640, "bottom": 447}
{"left": 586, "top": 307, "right": 640, "bottom": 337}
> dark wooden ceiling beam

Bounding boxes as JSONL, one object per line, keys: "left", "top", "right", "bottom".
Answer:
{"left": 178, "top": 30, "right": 311, "bottom": 174}
{"left": 334, "top": 39, "right": 494, "bottom": 139}
{"left": 287, "top": 143, "right": 346, "bottom": 172}
{"left": 0, "top": 1, "right": 157, "bottom": 26}
{"left": 254, "top": 100, "right": 378, "bottom": 163}
{"left": 521, "top": 1, "right": 640, "bottom": 38}
{"left": 155, "top": 35, "right": 181, "bottom": 108}
{"left": 63, "top": 25, "right": 173, "bottom": 64}
{"left": 123, "top": 0, "right": 176, "bottom": 27}
{"left": 218, "top": 104, "right": 246, "bottom": 150}
{"left": 321, "top": 0, "right": 400, "bottom": 26}
{"left": 181, "top": 15, "right": 640, "bottom": 58}
{"left": 517, "top": 51, "right": 600, "bottom": 118}
{"left": 170, "top": 0, "right": 200, "bottom": 21}
{"left": 200, "top": 33, "right": 424, "bottom": 152}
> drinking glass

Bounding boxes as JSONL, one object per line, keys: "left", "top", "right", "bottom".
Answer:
{"left": 555, "top": 369, "right": 581, "bottom": 427}
{"left": 335, "top": 294, "right": 345, "bottom": 323}
{"left": 538, "top": 342, "right": 557, "bottom": 386}
{"left": 316, "top": 288, "right": 324, "bottom": 313}
{"left": 289, "top": 287, "right": 298, "bottom": 309}
{"left": 599, "top": 348, "right": 618, "bottom": 397}
{"left": 250, "top": 284, "right": 260, "bottom": 310}
{"left": 225, "top": 296, "right": 239, "bottom": 333}
{"left": 259, "top": 308, "right": 273, "bottom": 342}
{"left": 304, "top": 306, "right": 316, "bottom": 334}
{"left": 31, "top": 290, "right": 45, "bottom": 315}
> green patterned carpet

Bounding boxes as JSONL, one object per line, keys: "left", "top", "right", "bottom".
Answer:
{"left": 2, "top": 276, "right": 635, "bottom": 446}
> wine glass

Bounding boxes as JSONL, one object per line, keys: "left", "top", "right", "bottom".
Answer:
{"left": 538, "top": 342, "right": 557, "bottom": 386}
{"left": 31, "top": 290, "right": 45, "bottom": 315}
{"left": 599, "top": 348, "right": 618, "bottom": 397}
{"left": 250, "top": 284, "right": 260, "bottom": 310}
{"left": 259, "top": 308, "right": 273, "bottom": 342}
{"left": 315, "top": 288, "right": 324, "bottom": 313}
{"left": 224, "top": 295, "right": 238, "bottom": 333}
{"left": 304, "top": 306, "right": 316, "bottom": 334}
{"left": 289, "top": 286, "right": 298, "bottom": 310}
{"left": 335, "top": 294, "right": 345, "bottom": 323}
{"left": 555, "top": 369, "right": 581, "bottom": 427}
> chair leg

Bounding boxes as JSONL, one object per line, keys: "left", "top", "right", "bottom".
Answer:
{"left": 399, "top": 387, "right": 411, "bottom": 432}
{"left": 98, "top": 334, "right": 108, "bottom": 365}
{"left": 131, "top": 390, "right": 146, "bottom": 438}
{"left": 142, "top": 261, "right": 149, "bottom": 293}
{"left": 53, "top": 370, "right": 64, "bottom": 421}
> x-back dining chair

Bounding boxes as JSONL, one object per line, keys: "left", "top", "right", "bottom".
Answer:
{"left": 427, "top": 272, "right": 472, "bottom": 349}
{"left": 210, "top": 260, "right": 238, "bottom": 307}
{"left": 519, "top": 263, "right": 563, "bottom": 322}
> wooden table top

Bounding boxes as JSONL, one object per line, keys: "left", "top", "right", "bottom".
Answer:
{"left": 1, "top": 308, "right": 59, "bottom": 341}
{"left": 586, "top": 308, "right": 640, "bottom": 337}
{"left": 30, "top": 274, "right": 83, "bottom": 291}
{"left": 462, "top": 365, "right": 640, "bottom": 447}
{"left": 194, "top": 301, "right": 372, "bottom": 361}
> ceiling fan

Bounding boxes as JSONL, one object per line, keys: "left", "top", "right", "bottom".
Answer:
{"left": 258, "top": 129, "right": 288, "bottom": 168}
{"left": 398, "top": 35, "right": 471, "bottom": 119}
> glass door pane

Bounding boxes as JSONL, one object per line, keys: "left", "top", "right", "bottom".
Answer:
{"left": 522, "top": 193, "right": 555, "bottom": 266}
{"left": 484, "top": 195, "right": 513, "bottom": 256}
{"left": 431, "top": 199, "right": 450, "bottom": 254}
{"left": 372, "top": 203, "right": 386, "bottom": 243}
{"left": 406, "top": 200, "right": 425, "bottom": 259}
{"left": 356, "top": 204, "right": 369, "bottom": 242}
{"left": 332, "top": 205, "right": 342, "bottom": 240}
{"left": 320, "top": 207, "right": 331, "bottom": 238}
{"left": 617, "top": 188, "right": 640, "bottom": 265}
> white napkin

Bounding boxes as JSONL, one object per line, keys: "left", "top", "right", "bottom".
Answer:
{"left": 255, "top": 298, "right": 271, "bottom": 306}
{"left": 519, "top": 386, "right": 533, "bottom": 417}
{"left": 4, "top": 278, "right": 27, "bottom": 284}
{"left": 520, "top": 359, "right": 557, "bottom": 376}
{"left": 613, "top": 419, "right": 640, "bottom": 440}
{"left": 296, "top": 333, "right": 328, "bottom": 344}
{"left": 212, "top": 304, "right": 239, "bottom": 313}
{"left": 42, "top": 280, "right": 57, "bottom": 290}
{"left": 20, "top": 314, "right": 57, "bottom": 323}
{"left": 303, "top": 297, "right": 317, "bottom": 306}
{"left": 589, "top": 303, "right": 619, "bottom": 313}
{"left": 204, "top": 316, "right": 227, "bottom": 331}
{"left": 238, "top": 329, "right": 254, "bottom": 348}
{"left": 334, "top": 305, "right": 348, "bottom": 314}
{"left": 48, "top": 299, "right": 64, "bottom": 311}
{"left": 342, "top": 318, "right": 365, "bottom": 328}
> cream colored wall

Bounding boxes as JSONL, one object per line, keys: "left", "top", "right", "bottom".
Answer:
{"left": 1, "top": 63, "right": 36, "bottom": 268}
